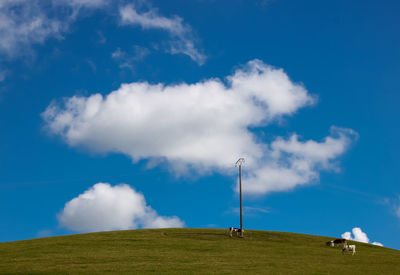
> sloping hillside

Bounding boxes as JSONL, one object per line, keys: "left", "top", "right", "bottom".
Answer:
{"left": 0, "top": 228, "right": 399, "bottom": 274}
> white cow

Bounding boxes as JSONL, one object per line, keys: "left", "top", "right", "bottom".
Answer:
{"left": 342, "top": 244, "right": 356, "bottom": 255}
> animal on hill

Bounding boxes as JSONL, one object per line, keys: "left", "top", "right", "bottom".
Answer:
{"left": 229, "top": 227, "right": 244, "bottom": 237}
{"left": 326, "top": 238, "right": 347, "bottom": 247}
{"left": 342, "top": 244, "right": 356, "bottom": 255}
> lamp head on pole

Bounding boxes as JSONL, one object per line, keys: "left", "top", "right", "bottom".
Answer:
{"left": 235, "top": 158, "right": 245, "bottom": 167}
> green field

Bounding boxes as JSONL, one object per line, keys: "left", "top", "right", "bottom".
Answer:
{"left": 0, "top": 228, "right": 399, "bottom": 274}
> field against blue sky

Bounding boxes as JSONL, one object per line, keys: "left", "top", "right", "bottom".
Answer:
{"left": 0, "top": 0, "right": 399, "bottom": 249}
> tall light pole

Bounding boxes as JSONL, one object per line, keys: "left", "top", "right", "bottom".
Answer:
{"left": 236, "top": 158, "right": 245, "bottom": 238}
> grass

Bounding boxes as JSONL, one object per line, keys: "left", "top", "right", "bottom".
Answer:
{"left": 0, "top": 228, "right": 399, "bottom": 274}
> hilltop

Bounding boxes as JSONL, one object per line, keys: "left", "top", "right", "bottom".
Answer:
{"left": 0, "top": 228, "right": 399, "bottom": 274}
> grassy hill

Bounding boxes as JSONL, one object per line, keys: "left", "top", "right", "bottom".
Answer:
{"left": 0, "top": 228, "right": 399, "bottom": 274}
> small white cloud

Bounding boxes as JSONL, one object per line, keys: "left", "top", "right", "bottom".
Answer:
{"left": 351, "top": 227, "right": 369, "bottom": 243}
{"left": 111, "top": 46, "right": 150, "bottom": 71}
{"left": 341, "top": 227, "right": 383, "bottom": 246}
{"left": 341, "top": 231, "right": 352, "bottom": 240}
{"left": 58, "top": 182, "right": 184, "bottom": 232}
{"left": 120, "top": 4, "right": 185, "bottom": 34}
{"left": 119, "top": 4, "right": 206, "bottom": 65}
{"left": 244, "top": 126, "right": 357, "bottom": 195}
{"left": 0, "top": 0, "right": 65, "bottom": 58}
{"left": 0, "top": 0, "right": 107, "bottom": 59}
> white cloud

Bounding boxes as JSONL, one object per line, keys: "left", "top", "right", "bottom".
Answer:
{"left": 0, "top": 0, "right": 108, "bottom": 59}
{"left": 0, "top": 1, "right": 205, "bottom": 65}
{"left": 43, "top": 60, "right": 355, "bottom": 195}
{"left": 341, "top": 231, "right": 352, "bottom": 240}
{"left": 0, "top": 0, "right": 66, "bottom": 58}
{"left": 58, "top": 182, "right": 184, "bottom": 232}
{"left": 244, "top": 127, "right": 357, "bottom": 194}
{"left": 352, "top": 227, "right": 369, "bottom": 243}
{"left": 120, "top": 4, "right": 185, "bottom": 34}
{"left": 111, "top": 46, "right": 150, "bottom": 71}
{"left": 43, "top": 60, "right": 356, "bottom": 195}
{"left": 43, "top": 60, "right": 313, "bottom": 170}
{"left": 119, "top": 4, "right": 206, "bottom": 65}
{"left": 341, "top": 227, "right": 383, "bottom": 246}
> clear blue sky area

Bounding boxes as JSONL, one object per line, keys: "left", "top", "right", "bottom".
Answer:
{"left": 0, "top": 0, "right": 399, "bottom": 249}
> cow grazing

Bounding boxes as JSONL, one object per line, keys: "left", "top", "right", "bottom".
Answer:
{"left": 342, "top": 244, "right": 356, "bottom": 255}
{"left": 229, "top": 227, "right": 244, "bottom": 237}
{"left": 333, "top": 238, "right": 347, "bottom": 245}
{"left": 326, "top": 238, "right": 347, "bottom": 247}
{"left": 325, "top": 239, "right": 347, "bottom": 247}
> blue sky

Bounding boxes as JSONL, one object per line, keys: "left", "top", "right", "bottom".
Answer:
{"left": 0, "top": 0, "right": 399, "bottom": 249}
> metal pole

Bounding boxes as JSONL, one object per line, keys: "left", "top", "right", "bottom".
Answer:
{"left": 239, "top": 163, "right": 243, "bottom": 238}
{"left": 236, "top": 158, "right": 245, "bottom": 238}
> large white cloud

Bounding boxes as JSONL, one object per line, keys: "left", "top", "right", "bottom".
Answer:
{"left": 341, "top": 227, "right": 383, "bottom": 246}
{"left": 119, "top": 3, "right": 206, "bottom": 65}
{"left": 43, "top": 60, "right": 356, "bottom": 195}
{"left": 58, "top": 182, "right": 184, "bottom": 232}
{"left": 43, "top": 60, "right": 313, "bottom": 170}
